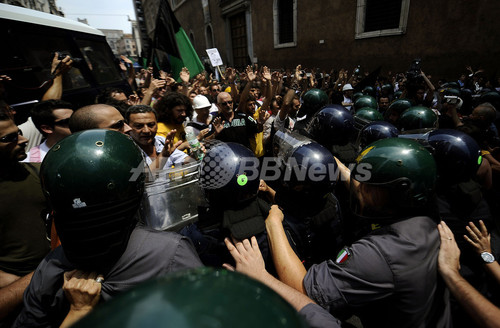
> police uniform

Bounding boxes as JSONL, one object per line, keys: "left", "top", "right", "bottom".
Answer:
{"left": 303, "top": 216, "right": 450, "bottom": 328}
{"left": 299, "top": 303, "right": 342, "bottom": 328}
{"left": 13, "top": 226, "right": 203, "bottom": 327}
{"left": 278, "top": 192, "right": 343, "bottom": 268}
{"left": 180, "top": 198, "right": 279, "bottom": 275}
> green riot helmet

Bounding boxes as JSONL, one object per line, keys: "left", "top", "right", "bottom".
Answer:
{"left": 74, "top": 268, "right": 309, "bottom": 328}
{"left": 354, "top": 95, "right": 377, "bottom": 111}
{"left": 441, "top": 88, "right": 460, "bottom": 97}
{"left": 300, "top": 88, "right": 329, "bottom": 116}
{"left": 441, "top": 82, "right": 460, "bottom": 90}
{"left": 439, "top": 88, "right": 460, "bottom": 104}
{"left": 398, "top": 106, "right": 438, "bottom": 132}
{"left": 362, "top": 86, "right": 376, "bottom": 97}
{"left": 393, "top": 90, "right": 403, "bottom": 99}
{"left": 479, "top": 91, "right": 500, "bottom": 110}
{"left": 381, "top": 84, "right": 393, "bottom": 94}
{"left": 385, "top": 98, "right": 412, "bottom": 124}
{"left": 352, "top": 92, "right": 364, "bottom": 102}
{"left": 388, "top": 99, "right": 412, "bottom": 113}
{"left": 41, "top": 130, "right": 145, "bottom": 272}
{"left": 354, "top": 107, "right": 384, "bottom": 129}
{"left": 351, "top": 138, "right": 436, "bottom": 219}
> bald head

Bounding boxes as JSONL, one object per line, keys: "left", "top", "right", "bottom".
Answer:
{"left": 472, "top": 103, "right": 497, "bottom": 125}
{"left": 70, "top": 104, "right": 131, "bottom": 134}
{"left": 217, "top": 92, "right": 231, "bottom": 104}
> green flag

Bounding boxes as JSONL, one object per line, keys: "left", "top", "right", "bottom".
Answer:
{"left": 153, "top": 0, "right": 204, "bottom": 81}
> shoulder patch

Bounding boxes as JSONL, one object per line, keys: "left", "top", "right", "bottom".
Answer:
{"left": 247, "top": 116, "right": 257, "bottom": 124}
{"left": 335, "top": 247, "right": 351, "bottom": 265}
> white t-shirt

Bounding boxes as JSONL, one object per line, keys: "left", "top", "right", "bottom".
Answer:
{"left": 142, "top": 136, "right": 188, "bottom": 168}
{"left": 22, "top": 140, "right": 50, "bottom": 163}
{"left": 18, "top": 117, "right": 43, "bottom": 152}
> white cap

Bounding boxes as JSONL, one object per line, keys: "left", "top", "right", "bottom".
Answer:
{"left": 342, "top": 84, "right": 354, "bottom": 92}
{"left": 192, "top": 95, "right": 211, "bottom": 110}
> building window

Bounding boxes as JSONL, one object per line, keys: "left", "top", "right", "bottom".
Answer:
{"left": 273, "top": 0, "right": 297, "bottom": 48}
{"left": 205, "top": 24, "right": 214, "bottom": 49}
{"left": 355, "top": 0, "right": 410, "bottom": 39}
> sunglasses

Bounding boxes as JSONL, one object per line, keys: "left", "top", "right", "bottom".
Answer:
{"left": 54, "top": 118, "right": 70, "bottom": 126}
{"left": 221, "top": 101, "right": 233, "bottom": 106}
{"left": 108, "top": 120, "right": 125, "bottom": 130}
{"left": 0, "top": 129, "right": 22, "bottom": 143}
{"left": 211, "top": 88, "right": 221, "bottom": 92}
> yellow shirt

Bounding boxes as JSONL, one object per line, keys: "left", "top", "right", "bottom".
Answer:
{"left": 250, "top": 108, "right": 265, "bottom": 158}
{"left": 157, "top": 122, "right": 185, "bottom": 145}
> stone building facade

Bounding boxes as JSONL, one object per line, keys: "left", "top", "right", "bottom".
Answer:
{"left": 135, "top": 0, "right": 500, "bottom": 79}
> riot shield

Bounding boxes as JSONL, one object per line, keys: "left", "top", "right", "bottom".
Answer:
{"left": 140, "top": 161, "right": 206, "bottom": 231}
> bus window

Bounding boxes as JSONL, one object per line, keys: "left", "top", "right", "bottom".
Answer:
{"left": 76, "top": 39, "right": 123, "bottom": 85}
{"left": 2, "top": 25, "right": 90, "bottom": 91}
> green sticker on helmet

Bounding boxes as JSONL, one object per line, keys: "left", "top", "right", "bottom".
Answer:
{"left": 237, "top": 174, "right": 248, "bottom": 186}
{"left": 478, "top": 155, "right": 483, "bottom": 165}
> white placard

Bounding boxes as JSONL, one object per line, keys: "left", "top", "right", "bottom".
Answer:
{"left": 206, "top": 48, "right": 223, "bottom": 67}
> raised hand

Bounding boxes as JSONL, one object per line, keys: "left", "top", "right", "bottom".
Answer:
{"left": 120, "top": 55, "right": 133, "bottom": 65}
{"left": 51, "top": 52, "right": 73, "bottom": 76}
{"left": 226, "top": 67, "right": 236, "bottom": 82}
{"left": 464, "top": 220, "right": 492, "bottom": 255}
{"left": 262, "top": 66, "right": 272, "bottom": 81}
{"left": 180, "top": 67, "right": 190, "bottom": 83}
{"left": 437, "top": 221, "right": 461, "bottom": 275}
{"left": 258, "top": 109, "right": 270, "bottom": 124}
{"left": 223, "top": 236, "right": 267, "bottom": 281}
{"left": 161, "top": 130, "right": 183, "bottom": 157}
{"left": 127, "top": 94, "right": 141, "bottom": 106}
{"left": 212, "top": 117, "right": 225, "bottom": 135}
{"left": 246, "top": 65, "right": 256, "bottom": 81}
{"left": 148, "top": 78, "right": 166, "bottom": 93}
{"left": 295, "top": 65, "right": 303, "bottom": 81}
{"left": 271, "top": 71, "right": 281, "bottom": 84}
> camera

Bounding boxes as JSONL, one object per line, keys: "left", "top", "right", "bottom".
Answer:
{"left": 406, "top": 58, "right": 422, "bottom": 83}
{"left": 444, "top": 95, "right": 458, "bottom": 104}
{"left": 53, "top": 51, "right": 84, "bottom": 66}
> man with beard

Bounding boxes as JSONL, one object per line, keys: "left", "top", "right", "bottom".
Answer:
{"left": 0, "top": 109, "right": 50, "bottom": 322}
{"left": 125, "top": 105, "right": 188, "bottom": 170}
{"left": 154, "top": 92, "right": 193, "bottom": 144}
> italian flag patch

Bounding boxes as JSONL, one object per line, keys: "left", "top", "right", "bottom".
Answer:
{"left": 336, "top": 247, "right": 350, "bottom": 264}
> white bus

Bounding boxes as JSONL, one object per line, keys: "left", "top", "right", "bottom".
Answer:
{"left": 0, "top": 3, "right": 131, "bottom": 122}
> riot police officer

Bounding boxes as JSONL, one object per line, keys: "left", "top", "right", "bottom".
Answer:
{"left": 179, "top": 142, "right": 275, "bottom": 272}
{"left": 263, "top": 138, "right": 450, "bottom": 327}
{"left": 272, "top": 131, "right": 343, "bottom": 268}
{"left": 13, "top": 130, "right": 202, "bottom": 327}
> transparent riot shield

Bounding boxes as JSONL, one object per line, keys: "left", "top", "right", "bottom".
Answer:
{"left": 140, "top": 161, "right": 206, "bottom": 231}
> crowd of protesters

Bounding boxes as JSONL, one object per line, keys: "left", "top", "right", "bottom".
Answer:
{"left": 2, "top": 50, "right": 500, "bottom": 328}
